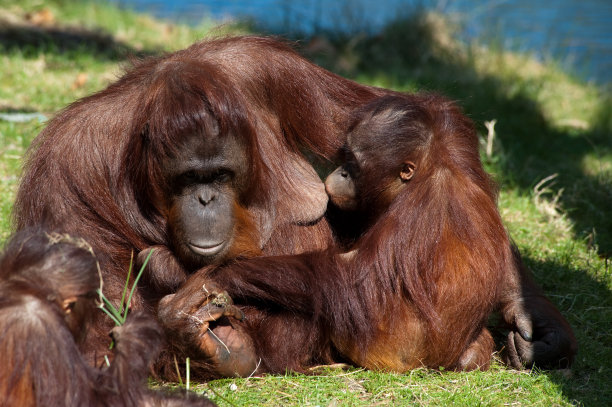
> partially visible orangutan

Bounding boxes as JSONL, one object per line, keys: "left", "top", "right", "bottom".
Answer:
{"left": 164, "top": 93, "right": 576, "bottom": 374}
{"left": 0, "top": 230, "right": 215, "bottom": 406}
{"left": 13, "top": 36, "right": 575, "bottom": 376}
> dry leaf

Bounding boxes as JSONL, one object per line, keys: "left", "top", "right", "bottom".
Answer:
{"left": 27, "top": 9, "right": 55, "bottom": 25}
{"left": 72, "top": 73, "right": 89, "bottom": 90}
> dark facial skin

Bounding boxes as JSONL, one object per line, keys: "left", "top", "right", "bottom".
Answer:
{"left": 62, "top": 293, "right": 95, "bottom": 342}
{"left": 163, "top": 118, "right": 249, "bottom": 269}
{"left": 325, "top": 164, "right": 357, "bottom": 210}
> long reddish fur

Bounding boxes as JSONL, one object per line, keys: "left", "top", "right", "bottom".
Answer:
{"left": 12, "top": 35, "right": 575, "bottom": 375}
{"left": 203, "top": 93, "right": 512, "bottom": 372}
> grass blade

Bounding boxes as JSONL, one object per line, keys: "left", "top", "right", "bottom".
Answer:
{"left": 119, "top": 251, "right": 134, "bottom": 315}
{"left": 122, "top": 248, "right": 153, "bottom": 320}
{"left": 186, "top": 357, "right": 190, "bottom": 391}
{"left": 98, "top": 299, "right": 123, "bottom": 326}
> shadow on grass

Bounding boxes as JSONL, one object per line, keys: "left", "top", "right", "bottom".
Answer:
{"left": 521, "top": 254, "right": 612, "bottom": 406}
{"left": 292, "top": 11, "right": 611, "bottom": 405}
{"left": 0, "top": 19, "right": 155, "bottom": 60}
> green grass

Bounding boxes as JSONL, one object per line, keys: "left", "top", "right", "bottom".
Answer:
{"left": 186, "top": 364, "right": 575, "bottom": 406}
{"left": 1, "top": 1, "right": 611, "bottom": 405}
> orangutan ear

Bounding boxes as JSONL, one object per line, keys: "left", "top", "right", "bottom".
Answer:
{"left": 62, "top": 297, "right": 78, "bottom": 314}
{"left": 400, "top": 161, "right": 416, "bottom": 182}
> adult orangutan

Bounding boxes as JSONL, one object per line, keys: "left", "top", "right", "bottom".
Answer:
{"left": 13, "top": 35, "right": 380, "bottom": 377}
{"left": 0, "top": 230, "right": 214, "bottom": 406}
{"left": 13, "top": 36, "right": 575, "bottom": 377}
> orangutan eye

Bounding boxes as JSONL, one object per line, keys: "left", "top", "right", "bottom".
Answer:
{"left": 182, "top": 170, "right": 198, "bottom": 182}
{"left": 214, "top": 169, "right": 233, "bottom": 184}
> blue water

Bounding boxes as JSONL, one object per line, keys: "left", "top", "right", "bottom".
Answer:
{"left": 110, "top": 0, "right": 612, "bottom": 84}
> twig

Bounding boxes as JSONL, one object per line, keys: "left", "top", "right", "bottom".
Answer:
{"left": 208, "top": 327, "right": 231, "bottom": 355}
{"left": 484, "top": 119, "right": 497, "bottom": 158}
{"left": 246, "top": 358, "right": 262, "bottom": 380}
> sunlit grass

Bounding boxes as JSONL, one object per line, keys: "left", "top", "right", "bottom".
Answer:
{"left": 185, "top": 363, "right": 573, "bottom": 406}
